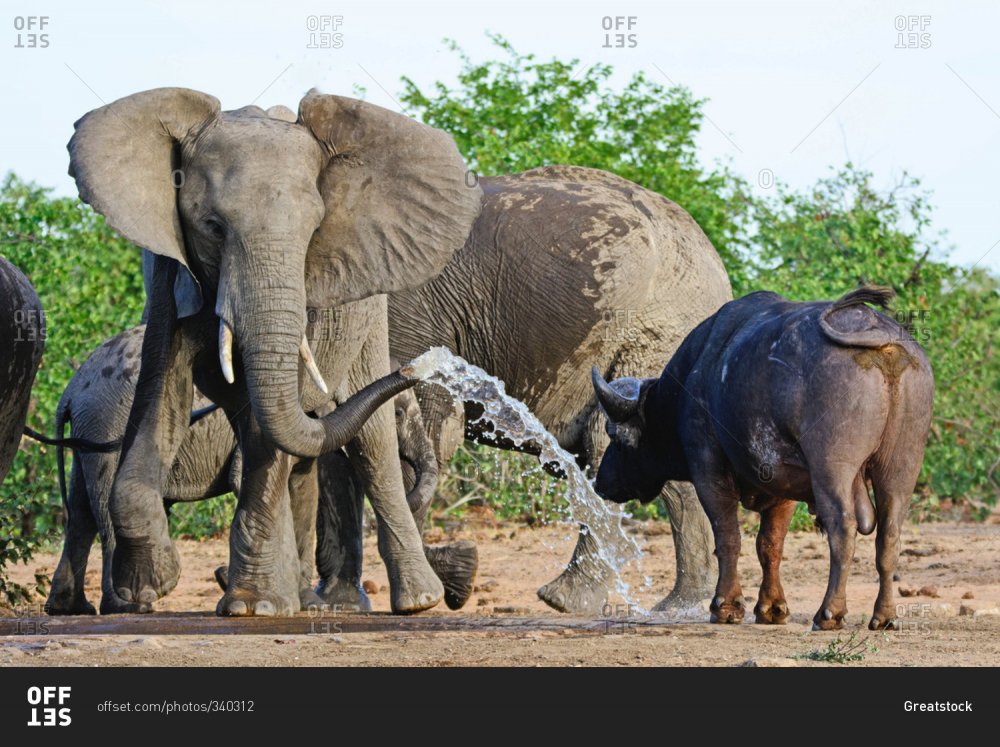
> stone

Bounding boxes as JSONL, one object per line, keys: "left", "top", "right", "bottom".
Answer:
{"left": 918, "top": 585, "right": 940, "bottom": 598}
{"left": 362, "top": 580, "right": 378, "bottom": 594}
{"left": 741, "top": 657, "right": 799, "bottom": 668}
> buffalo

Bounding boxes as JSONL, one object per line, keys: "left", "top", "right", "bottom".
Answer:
{"left": 592, "top": 286, "right": 934, "bottom": 630}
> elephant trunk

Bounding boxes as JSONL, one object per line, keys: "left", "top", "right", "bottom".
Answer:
{"left": 401, "top": 427, "right": 439, "bottom": 529}
{"left": 233, "top": 261, "right": 414, "bottom": 459}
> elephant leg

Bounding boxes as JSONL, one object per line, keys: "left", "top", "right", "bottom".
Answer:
{"left": 288, "top": 456, "right": 326, "bottom": 610}
{"left": 537, "top": 406, "right": 614, "bottom": 614}
{"left": 217, "top": 404, "right": 300, "bottom": 617}
{"left": 314, "top": 449, "right": 370, "bottom": 611}
{"left": 652, "top": 480, "right": 716, "bottom": 611}
{"left": 46, "top": 458, "right": 97, "bottom": 615}
{"left": 107, "top": 259, "right": 196, "bottom": 610}
{"left": 346, "top": 339, "right": 442, "bottom": 613}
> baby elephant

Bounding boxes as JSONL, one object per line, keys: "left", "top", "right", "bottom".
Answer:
{"left": 592, "top": 287, "right": 934, "bottom": 631}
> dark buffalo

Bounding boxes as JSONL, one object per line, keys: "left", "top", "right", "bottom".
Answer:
{"left": 591, "top": 287, "right": 934, "bottom": 631}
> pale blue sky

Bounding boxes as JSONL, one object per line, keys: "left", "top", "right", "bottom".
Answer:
{"left": 2, "top": 0, "right": 998, "bottom": 271}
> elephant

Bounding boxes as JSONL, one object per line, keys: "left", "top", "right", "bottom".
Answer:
{"left": 45, "top": 325, "right": 477, "bottom": 615}
{"left": 0, "top": 257, "right": 45, "bottom": 487}
{"left": 319, "top": 165, "right": 733, "bottom": 614}
{"left": 66, "top": 88, "right": 482, "bottom": 615}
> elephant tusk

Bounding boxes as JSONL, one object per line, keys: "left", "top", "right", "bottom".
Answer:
{"left": 219, "top": 320, "right": 235, "bottom": 385}
{"left": 299, "top": 335, "right": 329, "bottom": 395}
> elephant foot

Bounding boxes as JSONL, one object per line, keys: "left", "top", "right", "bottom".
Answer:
{"left": 651, "top": 579, "right": 714, "bottom": 613}
{"left": 869, "top": 606, "right": 898, "bottom": 631}
{"left": 424, "top": 540, "right": 478, "bottom": 610}
{"left": 300, "top": 588, "right": 329, "bottom": 612}
{"left": 99, "top": 593, "right": 151, "bottom": 615}
{"left": 753, "top": 598, "right": 790, "bottom": 625}
{"left": 314, "top": 579, "right": 372, "bottom": 613}
{"left": 811, "top": 606, "right": 847, "bottom": 631}
{"left": 111, "top": 533, "right": 181, "bottom": 609}
{"left": 214, "top": 565, "right": 228, "bottom": 592}
{"left": 44, "top": 591, "right": 96, "bottom": 616}
{"left": 384, "top": 552, "right": 443, "bottom": 614}
{"left": 217, "top": 587, "right": 299, "bottom": 617}
{"left": 709, "top": 594, "right": 746, "bottom": 624}
{"left": 537, "top": 528, "right": 612, "bottom": 614}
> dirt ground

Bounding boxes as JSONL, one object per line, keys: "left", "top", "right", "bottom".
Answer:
{"left": 3, "top": 515, "right": 1000, "bottom": 667}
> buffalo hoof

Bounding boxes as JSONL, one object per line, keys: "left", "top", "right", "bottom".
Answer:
{"left": 869, "top": 609, "right": 898, "bottom": 631}
{"left": 217, "top": 588, "right": 298, "bottom": 617}
{"left": 811, "top": 607, "right": 846, "bottom": 631}
{"left": 314, "top": 580, "right": 371, "bottom": 613}
{"left": 111, "top": 534, "right": 181, "bottom": 610}
{"left": 709, "top": 595, "right": 745, "bottom": 624}
{"left": 754, "top": 599, "right": 790, "bottom": 625}
{"left": 424, "top": 541, "right": 478, "bottom": 610}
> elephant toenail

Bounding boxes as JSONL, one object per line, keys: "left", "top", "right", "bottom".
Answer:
{"left": 253, "top": 600, "right": 276, "bottom": 616}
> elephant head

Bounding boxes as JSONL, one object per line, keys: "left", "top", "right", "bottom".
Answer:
{"left": 68, "top": 88, "right": 482, "bottom": 458}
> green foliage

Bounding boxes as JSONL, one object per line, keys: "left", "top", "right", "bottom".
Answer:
{"left": 0, "top": 173, "right": 147, "bottom": 600}
{"left": 168, "top": 494, "right": 238, "bottom": 540}
{"left": 798, "top": 631, "right": 880, "bottom": 664}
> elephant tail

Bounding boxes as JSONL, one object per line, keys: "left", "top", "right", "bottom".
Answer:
{"left": 22, "top": 427, "right": 121, "bottom": 453}
{"left": 55, "top": 399, "right": 69, "bottom": 517}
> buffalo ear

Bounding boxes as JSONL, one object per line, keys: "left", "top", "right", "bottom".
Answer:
{"left": 298, "top": 92, "right": 482, "bottom": 308}
{"left": 68, "top": 87, "right": 220, "bottom": 317}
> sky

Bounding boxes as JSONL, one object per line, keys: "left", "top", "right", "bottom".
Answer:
{"left": 2, "top": 0, "right": 998, "bottom": 272}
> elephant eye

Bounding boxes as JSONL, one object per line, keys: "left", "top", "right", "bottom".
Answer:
{"left": 204, "top": 218, "right": 227, "bottom": 241}
{"left": 395, "top": 407, "right": 405, "bottom": 420}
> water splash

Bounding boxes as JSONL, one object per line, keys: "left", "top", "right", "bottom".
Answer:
{"left": 407, "top": 347, "right": 644, "bottom": 608}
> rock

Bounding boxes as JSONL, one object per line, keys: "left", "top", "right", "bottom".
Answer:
{"left": 642, "top": 521, "right": 671, "bottom": 537}
{"left": 927, "top": 603, "right": 955, "bottom": 618}
{"left": 962, "top": 591, "right": 975, "bottom": 600}
{"left": 742, "top": 657, "right": 799, "bottom": 668}
{"left": 130, "top": 637, "right": 162, "bottom": 649}
{"left": 892, "top": 572, "right": 902, "bottom": 582}
{"left": 958, "top": 602, "right": 1000, "bottom": 617}
{"left": 474, "top": 579, "right": 498, "bottom": 593}
{"left": 901, "top": 547, "right": 934, "bottom": 557}
{"left": 362, "top": 580, "right": 378, "bottom": 595}
{"left": 918, "top": 585, "right": 940, "bottom": 598}
{"left": 898, "top": 585, "right": 918, "bottom": 597}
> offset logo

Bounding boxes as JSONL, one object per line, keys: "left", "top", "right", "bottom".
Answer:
{"left": 28, "top": 685, "right": 73, "bottom": 726}
{"left": 27, "top": 686, "right": 71, "bottom": 726}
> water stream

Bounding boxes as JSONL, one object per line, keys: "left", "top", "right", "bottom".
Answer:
{"left": 407, "top": 347, "right": 644, "bottom": 609}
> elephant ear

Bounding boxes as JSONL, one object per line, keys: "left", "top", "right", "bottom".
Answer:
{"left": 68, "top": 88, "right": 220, "bottom": 317}
{"left": 298, "top": 92, "right": 482, "bottom": 307}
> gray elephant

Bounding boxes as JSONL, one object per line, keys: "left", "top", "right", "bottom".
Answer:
{"left": 45, "top": 325, "right": 476, "bottom": 615}
{"left": 67, "top": 89, "right": 482, "bottom": 615}
{"left": 0, "top": 257, "right": 45, "bottom": 487}
{"left": 320, "top": 165, "right": 733, "bottom": 614}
